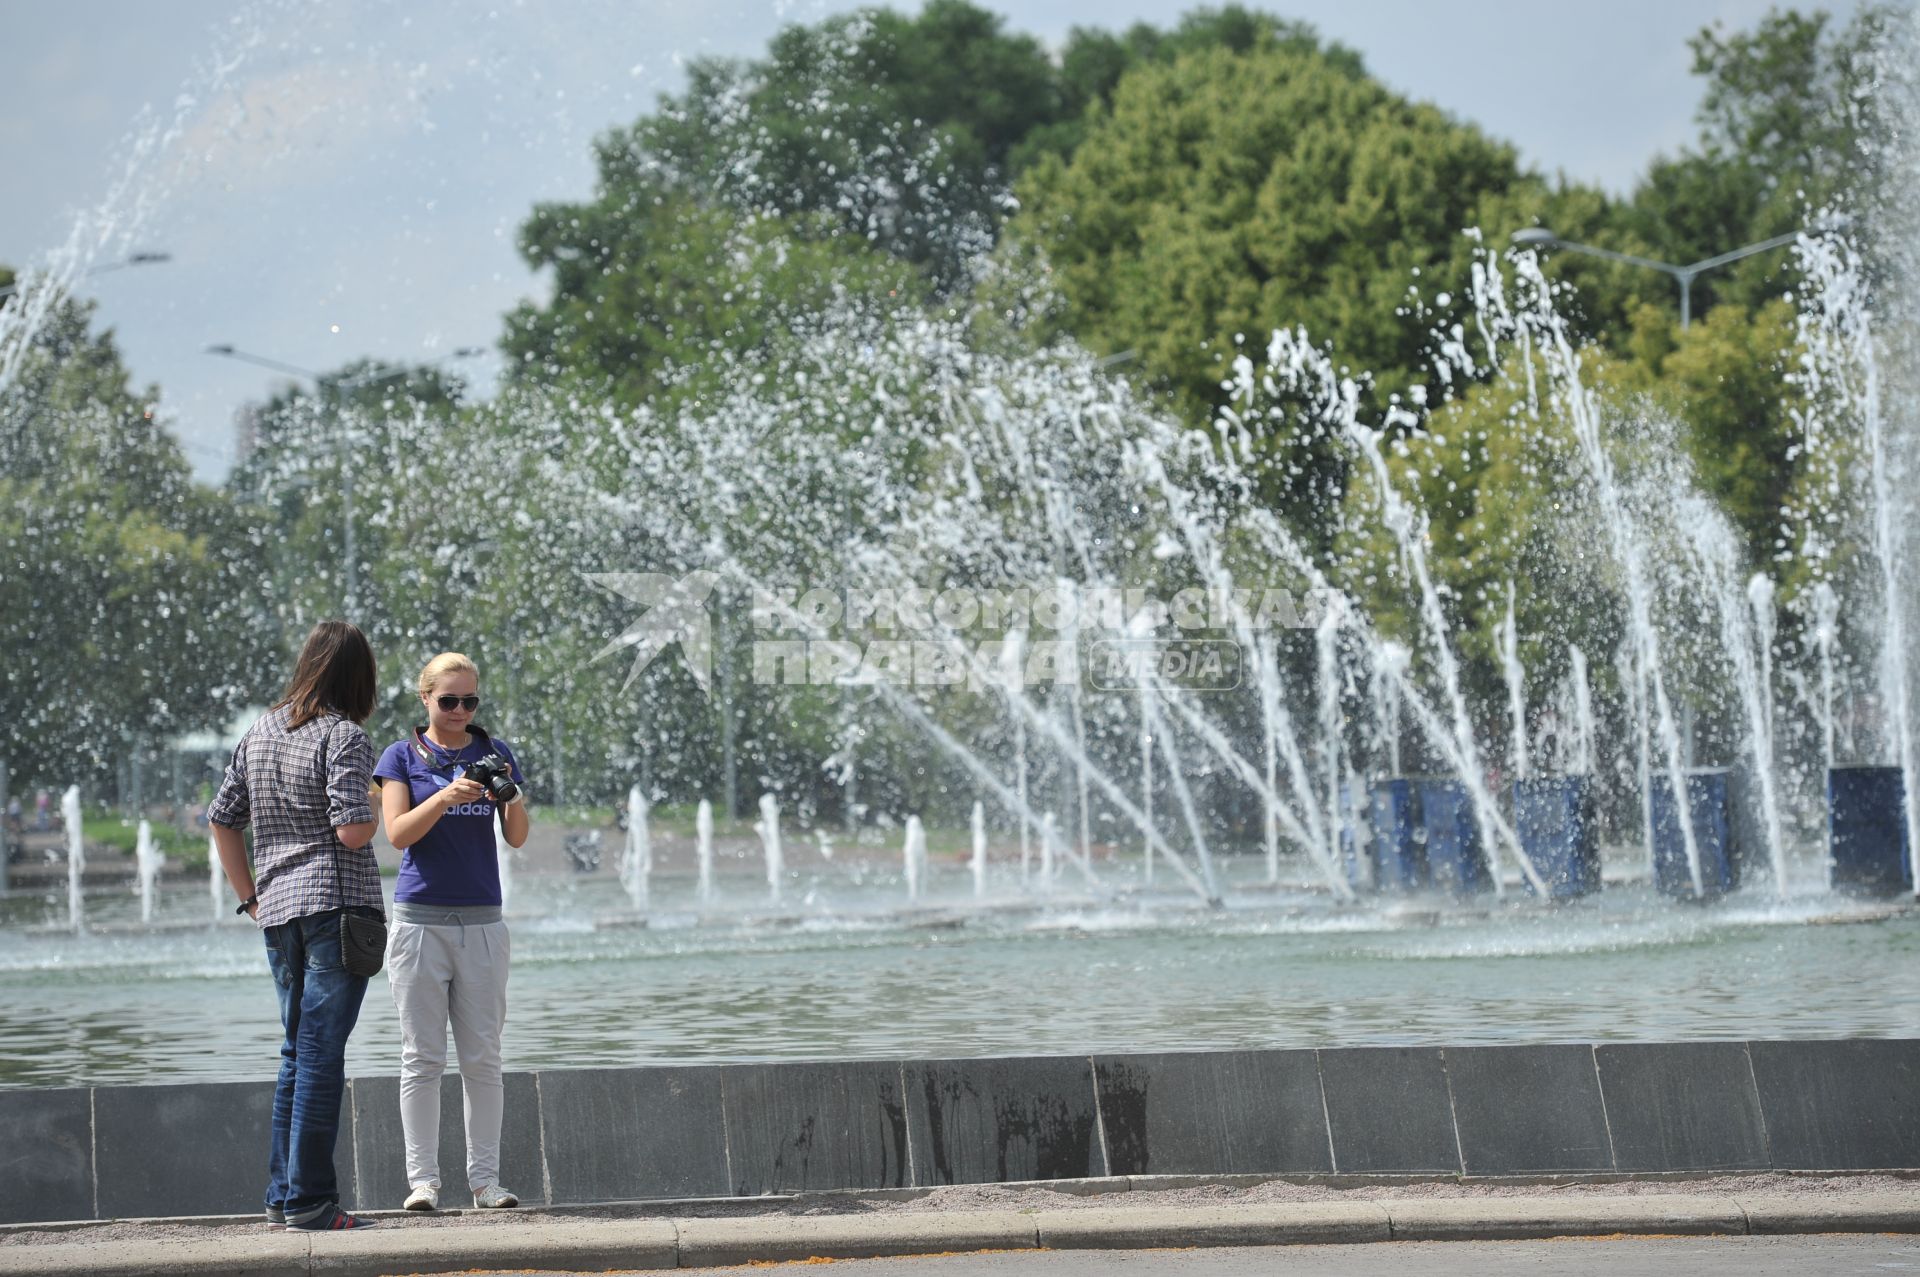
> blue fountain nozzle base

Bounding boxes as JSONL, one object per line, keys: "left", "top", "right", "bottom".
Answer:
{"left": 1828, "top": 765, "right": 1913, "bottom": 897}
{"left": 1650, "top": 767, "right": 1737, "bottom": 900}
{"left": 1366, "top": 778, "right": 1425, "bottom": 892}
{"left": 1414, "top": 776, "right": 1492, "bottom": 895}
{"left": 1514, "top": 774, "right": 1600, "bottom": 899}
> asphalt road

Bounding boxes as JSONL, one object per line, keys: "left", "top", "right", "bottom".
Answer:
{"left": 506, "top": 1235, "right": 1920, "bottom": 1275}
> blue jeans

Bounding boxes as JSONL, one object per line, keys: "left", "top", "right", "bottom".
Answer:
{"left": 263, "top": 908, "right": 371, "bottom": 1222}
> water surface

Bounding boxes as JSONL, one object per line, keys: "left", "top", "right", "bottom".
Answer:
{"left": 2, "top": 862, "right": 1912, "bottom": 1089}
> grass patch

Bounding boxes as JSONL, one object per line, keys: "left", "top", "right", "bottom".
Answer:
{"left": 546, "top": 803, "right": 619, "bottom": 828}
{"left": 81, "top": 808, "right": 210, "bottom": 864}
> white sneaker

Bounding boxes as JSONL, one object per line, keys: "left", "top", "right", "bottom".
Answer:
{"left": 403, "top": 1184, "right": 439, "bottom": 1211}
{"left": 472, "top": 1184, "right": 519, "bottom": 1209}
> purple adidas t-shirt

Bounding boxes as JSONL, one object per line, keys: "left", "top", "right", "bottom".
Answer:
{"left": 374, "top": 733, "right": 524, "bottom": 907}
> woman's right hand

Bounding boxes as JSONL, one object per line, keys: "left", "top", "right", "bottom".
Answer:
{"left": 440, "top": 777, "right": 487, "bottom": 808}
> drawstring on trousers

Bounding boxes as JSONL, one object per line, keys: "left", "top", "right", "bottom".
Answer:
{"left": 425, "top": 908, "right": 466, "bottom": 947}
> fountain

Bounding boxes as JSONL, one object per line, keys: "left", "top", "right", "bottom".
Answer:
{"left": 62, "top": 785, "right": 82, "bottom": 933}
{"left": 902, "top": 816, "right": 926, "bottom": 902}
{"left": 1038, "top": 811, "right": 1056, "bottom": 887}
{"left": 696, "top": 799, "right": 716, "bottom": 904}
{"left": 755, "top": 794, "right": 783, "bottom": 905}
{"left": 1747, "top": 573, "right": 1782, "bottom": 840}
{"left": 1315, "top": 607, "right": 1348, "bottom": 887}
{"left": 134, "top": 819, "right": 162, "bottom": 924}
{"left": 969, "top": 801, "right": 986, "bottom": 899}
{"left": 1012, "top": 717, "right": 1030, "bottom": 883}
{"left": 6, "top": 3, "right": 1920, "bottom": 1106}
{"left": 1320, "top": 376, "right": 1543, "bottom": 897}
{"left": 1138, "top": 704, "right": 1155, "bottom": 888}
{"left": 207, "top": 828, "right": 225, "bottom": 923}
{"left": 1257, "top": 638, "right": 1283, "bottom": 886}
{"left": 1668, "top": 498, "right": 1788, "bottom": 895}
{"left": 1497, "top": 254, "right": 1702, "bottom": 898}
{"left": 1789, "top": 223, "right": 1920, "bottom": 898}
{"left": 1496, "top": 582, "right": 1527, "bottom": 783}
{"left": 1812, "top": 582, "right": 1842, "bottom": 779}
{"left": 1567, "top": 646, "right": 1595, "bottom": 778}
{"left": 623, "top": 783, "right": 650, "bottom": 912}
{"left": 22, "top": 215, "right": 1915, "bottom": 931}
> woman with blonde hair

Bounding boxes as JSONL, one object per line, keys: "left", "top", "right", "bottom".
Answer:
{"left": 210, "top": 619, "right": 383, "bottom": 1231}
{"left": 374, "top": 652, "right": 529, "bottom": 1210}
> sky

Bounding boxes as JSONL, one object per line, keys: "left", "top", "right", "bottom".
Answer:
{"left": 1, "top": 0, "right": 1867, "bottom": 481}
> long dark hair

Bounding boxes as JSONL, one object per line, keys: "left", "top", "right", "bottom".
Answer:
{"left": 275, "top": 620, "right": 377, "bottom": 729}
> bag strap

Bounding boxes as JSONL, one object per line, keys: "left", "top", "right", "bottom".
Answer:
{"left": 317, "top": 715, "right": 378, "bottom": 918}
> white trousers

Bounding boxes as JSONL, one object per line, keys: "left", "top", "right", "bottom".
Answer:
{"left": 387, "top": 919, "right": 510, "bottom": 1192}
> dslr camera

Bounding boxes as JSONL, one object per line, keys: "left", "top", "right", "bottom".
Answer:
{"left": 463, "top": 753, "right": 519, "bottom": 805}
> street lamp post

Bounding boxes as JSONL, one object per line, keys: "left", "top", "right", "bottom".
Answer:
{"left": 205, "top": 343, "right": 482, "bottom": 621}
{"left": 0, "top": 252, "right": 172, "bottom": 301}
{"left": 1509, "top": 226, "right": 1812, "bottom": 329}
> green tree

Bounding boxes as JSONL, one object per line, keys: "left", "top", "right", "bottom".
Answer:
{"left": 0, "top": 289, "right": 274, "bottom": 784}
{"left": 1609, "top": 6, "right": 1891, "bottom": 323}
{"left": 1330, "top": 354, "right": 1606, "bottom": 695}
{"left": 1011, "top": 32, "right": 1583, "bottom": 526}
{"left": 504, "top": 197, "right": 917, "bottom": 406}
{"left": 1617, "top": 298, "right": 1803, "bottom": 561}
{"left": 1011, "top": 7, "right": 1364, "bottom": 171}
{"left": 543, "top": 1, "right": 1059, "bottom": 295}
{"left": 502, "top": 3, "right": 1373, "bottom": 408}
{"left": 1550, "top": 7, "right": 1892, "bottom": 570}
{"left": 226, "top": 359, "right": 495, "bottom": 681}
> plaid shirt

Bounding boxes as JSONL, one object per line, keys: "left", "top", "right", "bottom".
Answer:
{"left": 208, "top": 705, "right": 381, "bottom": 928}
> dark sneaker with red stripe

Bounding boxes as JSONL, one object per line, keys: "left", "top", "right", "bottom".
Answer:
{"left": 287, "top": 1205, "right": 378, "bottom": 1231}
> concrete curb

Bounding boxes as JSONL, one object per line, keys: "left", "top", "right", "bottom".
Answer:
{"left": 1, "top": 1193, "right": 1916, "bottom": 1275}
{"left": 1738, "top": 1191, "right": 1920, "bottom": 1235}
{"left": 675, "top": 1211, "right": 1039, "bottom": 1267}
{"left": 1031, "top": 1202, "right": 1392, "bottom": 1248}
{"left": 1382, "top": 1193, "right": 1747, "bottom": 1241}
{"left": 305, "top": 1219, "right": 679, "bottom": 1274}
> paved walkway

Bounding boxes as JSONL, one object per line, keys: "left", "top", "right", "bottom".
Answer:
{"left": 1, "top": 1179, "right": 1916, "bottom": 1276}
{"left": 523, "top": 1235, "right": 1920, "bottom": 1275}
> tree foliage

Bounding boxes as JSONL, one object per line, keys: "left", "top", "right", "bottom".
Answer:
{"left": 4, "top": 3, "right": 1884, "bottom": 810}
{"left": 0, "top": 292, "right": 274, "bottom": 779}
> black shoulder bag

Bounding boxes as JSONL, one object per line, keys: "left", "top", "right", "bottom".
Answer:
{"left": 322, "top": 717, "right": 388, "bottom": 977}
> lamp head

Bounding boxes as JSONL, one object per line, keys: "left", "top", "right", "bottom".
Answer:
{"left": 1510, "top": 227, "right": 1558, "bottom": 248}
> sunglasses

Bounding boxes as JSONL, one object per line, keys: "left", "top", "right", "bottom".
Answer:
{"left": 433, "top": 694, "right": 481, "bottom": 712}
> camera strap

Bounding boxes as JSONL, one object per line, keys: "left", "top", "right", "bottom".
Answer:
{"left": 408, "top": 722, "right": 495, "bottom": 768}
{"left": 409, "top": 722, "right": 514, "bottom": 831}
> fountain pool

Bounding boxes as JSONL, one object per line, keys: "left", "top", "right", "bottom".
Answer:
{"left": 2, "top": 849, "right": 1913, "bottom": 1090}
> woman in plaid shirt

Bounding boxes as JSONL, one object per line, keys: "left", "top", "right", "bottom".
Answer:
{"left": 210, "top": 620, "right": 384, "bottom": 1232}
